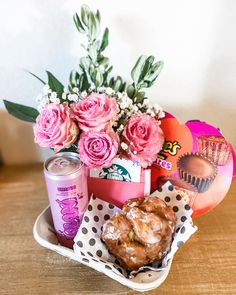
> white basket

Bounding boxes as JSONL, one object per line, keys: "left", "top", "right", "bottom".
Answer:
{"left": 33, "top": 206, "right": 173, "bottom": 292}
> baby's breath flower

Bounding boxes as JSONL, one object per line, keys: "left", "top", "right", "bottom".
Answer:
{"left": 72, "top": 87, "right": 79, "bottom": 93}
{"left": 71, "top": 94, "right": 79, "bottom": 102}
{"left": 121, "top": 142, "right": 128, "bottom": 150}
{"left": 62, "top": 93, "right": 67, "bottom": 100}
{"left": 67, "top": 94, "right": 73, "bottom": 101}
{"left": 81, "top": 91, "right": 87, "bottom": 98}
{"left": 105, "top": 87, "right": 114, "bottom": 95}
{"left": 43, "top": 84, "right": 50, "bottom": 95}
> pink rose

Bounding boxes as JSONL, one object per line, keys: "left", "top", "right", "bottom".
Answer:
{"left": 78, "top": 129, "right": 119, "bottom": 168}
{"left": 71, "top": 92, "right": 119, "bottom": 132}
{"left": 122, "top": 114, "right": 164, "bottom": 168}
{"left": 33, "top": 103, "right": 79, "bottom": 152}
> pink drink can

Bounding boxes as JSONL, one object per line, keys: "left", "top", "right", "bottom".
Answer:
{"left": 44, "top": 152, "right": 88, "bottom": 248}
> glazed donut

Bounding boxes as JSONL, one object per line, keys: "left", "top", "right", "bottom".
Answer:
{"left": 101, "top": 196, "right": 176, "bottom": 270}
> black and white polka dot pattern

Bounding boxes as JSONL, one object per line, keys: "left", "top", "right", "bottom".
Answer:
{"left": 73, "top": 180, "right": 197, "bottom": 280}
{"left": 74, "top": 194, "right": 127, "bottom": 277}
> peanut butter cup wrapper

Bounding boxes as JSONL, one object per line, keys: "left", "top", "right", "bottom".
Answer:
{"left": 177, "top": 153, "right": 217, "bottom": 193}
{"left": 196, "top": 136, "right": 231, "bottom": 166}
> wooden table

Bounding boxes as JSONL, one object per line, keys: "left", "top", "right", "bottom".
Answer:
{"left": 0, "top": 164, "right": 235, "bottom": 295}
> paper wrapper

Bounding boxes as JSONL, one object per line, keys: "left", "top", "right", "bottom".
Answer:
{"left": 73, "top": 181, "right": 197, "bottom": 279}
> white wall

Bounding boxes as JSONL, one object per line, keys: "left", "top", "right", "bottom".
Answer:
{"left": 0, "top": 0, "right": 236, "bottom": 164}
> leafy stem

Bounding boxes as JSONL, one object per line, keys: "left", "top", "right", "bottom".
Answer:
{"left": 127, "top": 55, "right": 164, "bottom": 104}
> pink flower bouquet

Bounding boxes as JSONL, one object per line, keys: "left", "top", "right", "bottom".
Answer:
{"left": 2, "top": 5, "right": 167, "bottom": 207}
{"left": 3, "top": 5, "right": 165, "bottom": 171}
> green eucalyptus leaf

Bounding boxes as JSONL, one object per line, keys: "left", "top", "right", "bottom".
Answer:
{"left": 46, "top": 71, "right": 64, "bottom": 98}
{"left": 3, "top": 100, "right": 39, "bottom": 123}
{"left": 80, "top": 56, "right": 90, "bottom": 71}
{"left": 127, "top": 84, "right": 135, "bottom": 98}
{"left": 120, "top": 81, "right": 126, "bottom": 92}
{"left": 109, "top": 77, "right": 114, "bottom": 87}
{"left": 106, "top": 65, "right": 113, "bottom": 74}
{"left": 138, "top": 55, "right": 154, "bottom": 82}
{"left": 113, "top": 77, "right": 122, "bottom": 92}
{"left": 73, "top": 13, "right": 85, "bottom": 33}
{"left": 81, "top": 4, "right": 90, "bottom": 26}
{"left": 131, "top": 55, "right": 146, "bottom": 85}
{"left": 96, "top": 9, "right": 101, "bottom": 23}
{"left": 88, "top": 44, "right": 97, "bottom": 63}
{"left": 100, "top": 28, "right": 109, "bottom": 52}
{"left": 80, "top": 72, "right": 90, "bottom": 91}
{"left": 94, "top": 69, "right": 103, "bottom": 87}
{"left": 103, "top": 66, "right": 113, "bottom": 85}
{"left": 88, "top": 12, "right": 100, "bottom": 41}
{"left": 135, "top": 91, "right": 145, "bottom": 103}
{"left": 98, "top": 57, "right": 109, "bottom": 68}
{"left": 146, "top": 60, "right": 164, "bottom": 82}
{"left": 69, "top": 70, "right": 76, "bottom": 86}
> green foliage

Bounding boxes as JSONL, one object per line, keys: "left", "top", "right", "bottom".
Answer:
{"left": 27, "top": 71, "right": 46, "bottom": 85}
{"left": 4, "top": 4, "right": 164, "bottom": 125}
{"left": 72, "top": 5, "right": 111, "bottom": 90}
{"left": 46, "top": 71, "right": 64, "bottom": 100}
{"left": 3, "top": 100, "right": 39, "bottom": 123}
{"left": 127, "top": 55, "right": 164, "bottom": 103}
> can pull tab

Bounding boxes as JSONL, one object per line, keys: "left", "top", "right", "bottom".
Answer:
{"left": 54, "top": 157, "right": 70, "bottom": 168}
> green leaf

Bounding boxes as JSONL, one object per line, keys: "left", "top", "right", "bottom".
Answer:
{"left": 138, "top": 55, "right": 154, "bottom": 82}
{"left": 146, "top": 60, "right": 164, "bottom": 82}
{"left": 94, "top": 68, "right": 103, "bottom": 87}
{"left": 79, "top": 72, "right": 90, "bottom": 91}
{"left": 131, "top": 55, "right": 146, "bottom": 85}
{"left": 103, "top": 66, "right": 113, "bottom": 85}
{"left": 3, "top": 100, "right": 39, "bottom": 123}
{"left": 27, "top": 71, "right": 46, "bottom": 84}
{"left": 127, "top": 84, "right": 135, "bottom": 98}
{"left": 46, "top": 71, "right": 64, "bottom": 98}
{"left": 73, "top": 13, "right": 85, "bottom": 33}
{"left": 80, "top": 57, "right": 90, "bottom": 72}
{"left": 88, "top": 12, "right": 99, "bottom": 40}
{"left": 100, "top": 28, "right": 109, "bottom": 52}
{"left": 96, "top": 9, "right": 101, "bottom": 23}
{"left": 98, "top": 57, "right": 109, "bottom": 69}
{"left": 135, "top": 91, "right": 145, "bottom": 103}
{"left": 88, "top": 44, "right": 98, "bottom": 63}
{"left": 81, "top": 4, "right": 90, "bottom": 26}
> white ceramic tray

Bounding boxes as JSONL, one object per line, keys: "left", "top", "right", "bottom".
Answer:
{"left": 33, "top": 206, "right": 173, "bottom": 292}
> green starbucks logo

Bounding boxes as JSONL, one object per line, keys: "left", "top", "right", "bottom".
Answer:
{"left": 99, "top": 164, "right": 131, "bottom": 182}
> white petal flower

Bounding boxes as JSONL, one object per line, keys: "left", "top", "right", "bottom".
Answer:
{"left": 62, "top": 93, "right": 67, "bottom": 100}
{"left": 72, "top": 87, "right": 79, "bottom": 93}
{"left": 67, "top": 94, "right": 73, "bottom": 101}
{"left": 51, "top": 92, "right": 57, "bottom": 99}
{"left": 43, "top": 84, "right": 50, "bottom": 95}
{"left": 71, "top": 94, "right": 79, "bottom": 102}
{"left": 121, "top": 142, "right": 128, "bottom": 150}
{"left": 81, "top": 91, "right": 87, "bottom": 98}
{"left": 105, "top": 87, "right": 114, "bottom": 95}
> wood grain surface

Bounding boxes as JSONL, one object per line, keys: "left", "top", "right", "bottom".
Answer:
{"left": 0, "top": 164, "right": 235, "bottom": 295}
